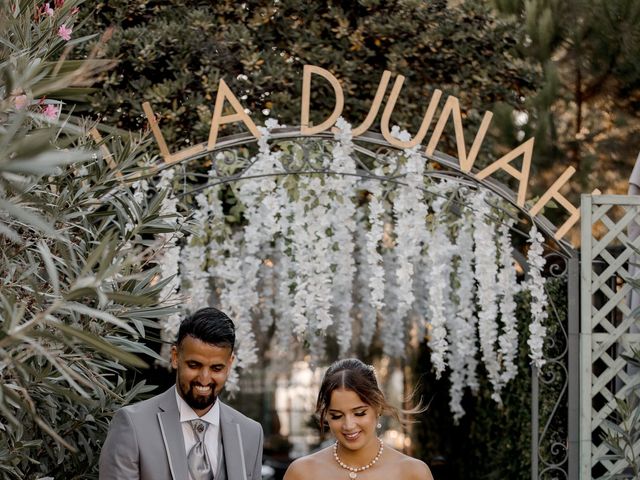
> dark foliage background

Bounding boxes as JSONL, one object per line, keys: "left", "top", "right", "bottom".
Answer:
{"left": 81, "top": 0, "right": 539, "bottom": 169}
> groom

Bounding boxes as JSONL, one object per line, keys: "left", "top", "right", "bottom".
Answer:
{"left": 99, "top": 307, "right": 263, "bottom": 480}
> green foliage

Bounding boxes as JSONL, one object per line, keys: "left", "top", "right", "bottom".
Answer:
{"left": 81, "top": 0, "right": 538, "bottom": 169}
{"left": 0, "top": 2, "right": 180, "bottom": 478}
{"left": 494, "top": 0, "right": 640, "bottom": 198}
{"left": 412, "top": 277, "right": 567, "bottom": 480}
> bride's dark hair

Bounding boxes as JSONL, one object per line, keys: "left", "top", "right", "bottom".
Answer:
{"left": 315, "top": 358, "right": 405, "bottom": 428}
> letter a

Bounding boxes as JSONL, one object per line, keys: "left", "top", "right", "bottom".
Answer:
{"left": 476, "top": 137, "right": 534, "bottom": 207}
{"left": 300, "top": 65, "right": 344, "bottom": 135}
{"left": 208, "top": 79, "right": 262, "bottom": 150}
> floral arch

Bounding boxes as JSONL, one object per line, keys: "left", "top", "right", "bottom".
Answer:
{"left": 136, "top": 121, "right": 577, "bottom": 478}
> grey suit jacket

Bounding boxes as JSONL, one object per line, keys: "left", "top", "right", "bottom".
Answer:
{"left": 99, "top": 387, "right": 263, "bottom": 480}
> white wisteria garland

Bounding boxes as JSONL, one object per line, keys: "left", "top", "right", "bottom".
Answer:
{"left": 448, "top": 212, "right": 479, "bottom": 422}
{"left": 527, "top": 225, "right": 548, "bottom": 368}
{"left": 472, "top": 190, "right": 503, "bottom": 402}
{"left": 426, "top": 188, "right": 456, "bottom": 379}
{"left": 329, "top": 119, "right": 358, "bottom": 355}
{"left": 153, "top": 121, "right": 555, "bottom": 416}
{"left": 497, "top": 220, "right": 520, "bottom": 387}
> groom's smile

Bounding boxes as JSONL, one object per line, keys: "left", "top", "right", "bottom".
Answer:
{"left": 193, "top": 384, "right": 213, "bottom": 394}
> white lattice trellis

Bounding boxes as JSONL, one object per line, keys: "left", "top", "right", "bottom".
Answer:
{"left": 581, "top": 194, "right": 640, "bottom": 479}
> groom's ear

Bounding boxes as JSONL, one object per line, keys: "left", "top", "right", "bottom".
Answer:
{"left": 170, "top": 344, "right": 179, "bottom": 370}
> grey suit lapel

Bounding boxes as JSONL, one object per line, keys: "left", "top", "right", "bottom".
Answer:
{"left": 157, "top": 387, "right": 188, "bottom": 480}
{"left": 220, "top": 402, "right": 248, "bottom": 480}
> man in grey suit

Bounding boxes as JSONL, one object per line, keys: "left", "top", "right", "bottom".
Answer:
{"left": 99, "top": 307, "right": 263, "bottom": 480}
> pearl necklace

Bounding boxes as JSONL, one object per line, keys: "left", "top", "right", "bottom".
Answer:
{"left": 333, "top": 438, "right": 384, "bottom": 479}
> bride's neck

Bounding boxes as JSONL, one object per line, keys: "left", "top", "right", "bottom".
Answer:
{"left": 335, "top": 437, "right": 381, "bottom": 466}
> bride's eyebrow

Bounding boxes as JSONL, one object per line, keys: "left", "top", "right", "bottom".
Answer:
{"left": 328, "top": 406, "right": 368, "bottom": 412}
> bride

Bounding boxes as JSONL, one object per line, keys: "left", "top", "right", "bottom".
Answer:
{"left": 283, "top": 358, "right": 434, "bottom": 480}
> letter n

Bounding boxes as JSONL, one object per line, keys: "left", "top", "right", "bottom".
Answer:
{"left": 425, "top": 96, "right": 492, "bottom": 173}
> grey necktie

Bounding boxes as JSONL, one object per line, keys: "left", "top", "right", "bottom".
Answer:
{"left": 188, "top": 420, "right": 213, "bottom": 480}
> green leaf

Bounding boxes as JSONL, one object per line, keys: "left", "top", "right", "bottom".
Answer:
{"left": 37, "top": 240, "right": 61, "bottom": 297}
{"left": 3, "top": 149, "right": 91, "bottom": 174}
{"left": 52, "top": 322, "right": 148, "bottom": 369}
{"left": 0, "top": 198, "right": 60, "bottom": 238}
{"left": 105, "top": 292, "right": 156, "bottom": 306}
{"left": 58, "top": 302, "right": 137, "bottom": 336}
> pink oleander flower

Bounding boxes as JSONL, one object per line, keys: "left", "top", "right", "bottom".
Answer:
{"left": 71, "top": 7, "right": 80, "bottom": 14}
{"left": 14, "top": 95, "right": 28, "bottom": 110}
{"left": 58, "top": 24, "right": 72, "bottom": 41}
{"left": 42, "top": 104, "right": 60, "bottom": 120}
{"left": 45, "top": 3, "right": 54, "bottom": 16}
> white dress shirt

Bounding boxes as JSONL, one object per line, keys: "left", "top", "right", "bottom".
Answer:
{"left": 175, "top": 387, "right": 221, "bottom": 479}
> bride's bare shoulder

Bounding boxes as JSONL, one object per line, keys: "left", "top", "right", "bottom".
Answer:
{"left": 282, "top": 447, "right": 333, "bottom": 480}
{"left": 388, "top": 449, "right": 434, "bottom": 480}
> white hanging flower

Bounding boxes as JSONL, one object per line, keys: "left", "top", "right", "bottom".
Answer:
{"left": 211, "top": 122, "right": 282, "bottom": 378}
{"left": 329, "top": 118, "right": 358, "bottom": 355}
{"left": 365, "top": 168, "right": 386, "bottom": 311}
{"left": 390, "top": 135, "right": 428, "bottom": 355}
{"left": 448, "top": 209, "right": 478, "bottom": 422}
{"left": 214, "top": 122, "right": 285, "bottom": 379}
{"left": 281, "top": 156, "right": 334, "bottom": 352}
{"left": 497, "top": 220, "right": 520, "bottom": 385}
{"left": 425, "top": 187, "right": 456, "bottom": 379}
{"left": 472, "top": 189, "right": 502, "bottom": 403}
{"left": 527, "top": 224, "right": 548, "bottom": 368}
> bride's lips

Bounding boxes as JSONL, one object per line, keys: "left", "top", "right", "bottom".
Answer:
{"left": 342, "top": 431, "right": 361, "bottom": 442}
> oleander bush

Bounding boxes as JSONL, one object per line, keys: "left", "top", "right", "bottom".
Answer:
{"left": 0, "top": 1, "right": 180, "bottom": 478}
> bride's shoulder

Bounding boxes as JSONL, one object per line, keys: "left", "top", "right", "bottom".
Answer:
{"left": 387, "top": 448, "right": 434, "bottom": 480}
{"left": 283, "top": 446, "right": 333, "bottom": 480}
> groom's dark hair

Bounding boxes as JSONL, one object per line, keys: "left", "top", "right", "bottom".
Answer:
{"left": 176, "top": 307, "right": 236, "bottom": 350}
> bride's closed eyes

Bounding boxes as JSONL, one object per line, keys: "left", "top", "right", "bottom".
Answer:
{"left": 329, "top": 409, "right": 368, "bottom": 420}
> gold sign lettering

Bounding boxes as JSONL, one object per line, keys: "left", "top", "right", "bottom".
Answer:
{"left": 142, "top": 64, "right": 598, "bottom": 240}
{"left": 301, "top": 65, "right": 344, "bottom": 135}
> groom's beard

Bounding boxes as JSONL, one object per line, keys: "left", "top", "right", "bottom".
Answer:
{"left": 179, "top": 380, "right": 218, "bottom": 411}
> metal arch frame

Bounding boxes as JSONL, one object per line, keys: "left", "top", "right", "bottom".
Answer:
{"left": 154, "top": 127, "right": 580, "bottom": 480}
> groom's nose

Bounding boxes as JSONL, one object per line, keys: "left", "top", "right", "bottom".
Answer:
{"left": 196, "top": 369, "right": 213, "bottom": 385}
